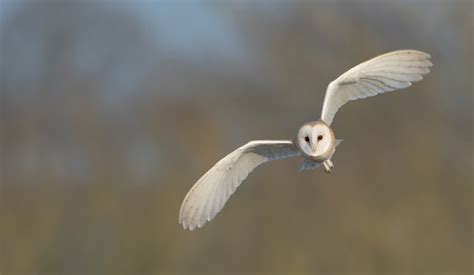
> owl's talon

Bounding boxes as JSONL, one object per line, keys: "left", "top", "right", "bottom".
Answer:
{"left": 323, "top": 161, "right": 332, "bottom": 173}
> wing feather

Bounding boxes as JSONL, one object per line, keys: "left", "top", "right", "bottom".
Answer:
{"left": 320, "top": 50, "right": 432, "bottom": 125}
{"left": 179, "top": 140, "right": 300, "bottom": 230}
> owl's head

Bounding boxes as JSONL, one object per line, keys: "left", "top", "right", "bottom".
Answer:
{"left": 297, "top": 121, "right": 334, "bottom": 158}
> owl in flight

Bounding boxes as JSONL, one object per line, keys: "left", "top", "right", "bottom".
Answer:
{"left": 179, "top": 50, "right": 432, "bottom": 230}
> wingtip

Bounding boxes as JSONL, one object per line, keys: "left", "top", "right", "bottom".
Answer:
{"left": 180, "top": 218, "right": 205, "bottom": 231}
{"left": 419, "top": 50, "right": 432, "bottom": 59}
{"left": 416, "top": 50, "right": 432, "bottom": 62}
{"left": 415, "top": 50, "right": 431, "bottom": 59}
{"left": 403, "top": 49, "right": 432, "bottom": 58}
{"left": 426, "top": 59, "right": 433, "bottom": 67}
{"left": 182, "top": 220, "right": 196, "bottom": 231}
{"left": 391, "top": 49, "right": 432, "bottom": 61}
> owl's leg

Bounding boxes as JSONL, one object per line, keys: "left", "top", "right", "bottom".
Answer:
{"left": 323, "top": 159, "right": 334, "bottom": 173}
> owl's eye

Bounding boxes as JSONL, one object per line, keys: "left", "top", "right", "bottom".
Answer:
{"left": 317, "top": 135, "right": 323, "bottom": 141}
{"left": 304, "top": 136, "right": 310, "bottom": 143}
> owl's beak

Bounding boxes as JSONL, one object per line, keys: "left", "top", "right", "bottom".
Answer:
{"left": 311, "top": 132, "right": 319, "bottom": 153}
{"left": 311, "top": 142, "right": 318, "bottom": 153}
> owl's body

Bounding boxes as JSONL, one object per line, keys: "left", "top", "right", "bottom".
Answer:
{"left": 179, "top": 50, "right": 433, "bottom": 230}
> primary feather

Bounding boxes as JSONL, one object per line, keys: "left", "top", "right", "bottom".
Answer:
{"left": 320, "top": 50, "right": 432, "bottom": 125}
{"left": 179, "top": 140, "right": 300, "bottom": 230}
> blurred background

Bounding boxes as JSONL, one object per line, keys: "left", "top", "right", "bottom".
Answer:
{"left": 1, "top": 0, "right": 472, "bottom": 274}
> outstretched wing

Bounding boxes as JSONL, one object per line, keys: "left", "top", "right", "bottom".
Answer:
{"left": 320, "top": 50, "right": 432, "bottom": 125}
{"left": 179, "top": 140, "right": 300, "bottom": 230}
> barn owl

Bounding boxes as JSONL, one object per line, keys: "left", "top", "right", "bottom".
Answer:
{"left": 179, "top": 50, "right": 432, "bottom": 230}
